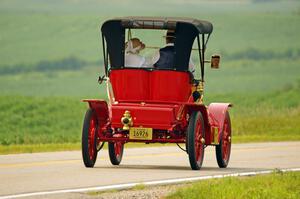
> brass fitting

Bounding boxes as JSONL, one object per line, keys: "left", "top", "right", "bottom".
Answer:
{"left": 200, "top": 138, "right": 205, "bottom": 144}
{"left": 196, "top": 81, "right": 204, "bottom": 104}
{"left": 211, "top": 127, "right": 219, "bottom": 145}
{"left": 197, "top": 81, "right": 204, "bottom": 93}
{"left": 121, "top": 110, "right": 133, "bottom": 130}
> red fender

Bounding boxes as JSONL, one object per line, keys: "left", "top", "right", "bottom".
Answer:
{"left": 207, "top": 103, "right": 232, "bottom": 144}
{"left": 184, "top": 103, "right": 210, "bottom": 142}
{"left": 82, "top": 99, "right": 110, "bottom": 129}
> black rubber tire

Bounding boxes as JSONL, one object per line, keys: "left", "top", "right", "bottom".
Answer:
{"left": 216, "top": 111, "right": 231, "bottom": 168}
{"left": 187, "top": 111, "right": 205, "bottom": 170}
{"left": 82, "top": 108, "right": 98, "bottom": 168}
{"left": 108, "top": 142, "right": 124, "bottom": 165}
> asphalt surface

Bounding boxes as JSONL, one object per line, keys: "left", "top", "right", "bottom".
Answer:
{"left": 0, "top": 142, "right": 299, "bottom": 198}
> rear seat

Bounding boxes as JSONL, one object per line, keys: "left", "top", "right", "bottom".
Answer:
{"left": 109, "top": 69, "right": 191, "bottom": 102}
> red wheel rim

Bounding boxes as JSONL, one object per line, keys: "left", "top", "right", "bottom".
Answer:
{"left": 194, "top": 115, "right": 204, "bottom": 164}
{"left": 222, "top": 115, "right": 231, "bottom": 162}
{"left": 88, "top": 114, "right": 97, "bottom": 160}
{"left": 114, "top": 142, "right": 123, "bottom": 159}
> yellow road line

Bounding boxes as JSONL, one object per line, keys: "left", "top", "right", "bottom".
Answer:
{"left": 0, "top": 145, "right": 298, "bottom": 169}
{"left": 0, "top": 159, "right": 80, "bottom": 168}
{"left": 0, "top": 152, "right": 182, "bottom": 169}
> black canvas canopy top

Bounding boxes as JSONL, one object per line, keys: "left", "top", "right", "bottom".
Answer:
{"left": 101, "top": 17, "right": 213, "bottom": 72}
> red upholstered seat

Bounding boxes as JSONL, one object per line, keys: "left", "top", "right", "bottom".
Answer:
{"left": 109, "top": 69, "right": 191, "bottom": 102}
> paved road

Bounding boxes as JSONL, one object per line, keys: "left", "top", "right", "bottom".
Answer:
{"left": 0, "top": 142, "right": 299, "bottom": 198}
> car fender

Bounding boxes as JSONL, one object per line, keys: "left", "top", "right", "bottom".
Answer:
{"left": 82, "top": 99, "right": 110, "bottom": 127}
{"left": 184, "top": 103, "right": 210, "bottom": 139}
{"left": 207, "top": 103, "right": 232, "bottom": 142}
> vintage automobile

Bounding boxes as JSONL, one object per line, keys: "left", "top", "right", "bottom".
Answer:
{"left": 81, "top": 17, "right": 232, "bottom": 170}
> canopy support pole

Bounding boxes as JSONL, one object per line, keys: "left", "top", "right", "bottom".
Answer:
{"left": 102, "top": 34, "right": 108, "bottom": 76}
{"left": 197, "top": 35, "right": 204, "bottom": 82}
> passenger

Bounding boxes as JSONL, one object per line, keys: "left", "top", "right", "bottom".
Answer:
{"left": 151, "top": 30, "right": 195, "bottom": 73}
{"left": 124, "top": 38, "right": 148, "bottom": 68}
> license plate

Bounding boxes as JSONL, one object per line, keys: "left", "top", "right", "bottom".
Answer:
{"left": 129, "top": 127, "right": 153, "bottom": 140}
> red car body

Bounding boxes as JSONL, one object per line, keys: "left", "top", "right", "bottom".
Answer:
{"left": 81, "top": 17, "right": 232, "bottom": 170}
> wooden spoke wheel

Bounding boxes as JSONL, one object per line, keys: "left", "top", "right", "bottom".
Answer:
{"left": 215, "top": 111, "right": 232, "bottom": 168}
{"left": 187, "top": 111, "right": 205, "bottom": 170}
{"left": 108, "top": 141, "right": 124, "bottom": 165}
{"left": 82, "top": 108, "right": 100, "bottom": 168}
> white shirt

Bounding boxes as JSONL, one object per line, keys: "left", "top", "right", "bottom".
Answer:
{"left": 151, "top": 43, "right": 195, "bottom": 73}
{"left": 125, "top": 53, "right": 147, "bottom": 68}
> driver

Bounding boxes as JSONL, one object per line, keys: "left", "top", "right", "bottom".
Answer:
{"left": 124, "top": 38, "right": 148, "bottom": 68}
{"left": 151, "top": 30, "right": 195, "bottom": 73}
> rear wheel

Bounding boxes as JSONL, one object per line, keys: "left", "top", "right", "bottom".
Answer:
{"left": 108, "top": 141, "right": 124, "bottom": 165}
{"left": 215, "top": 111, "right": 231, "bottom": 168}
{"left": 82, "top": 108, "right": 99, "bottom": 168}
{"left": 187, "top": 111, "right": 205, "bottom": 170}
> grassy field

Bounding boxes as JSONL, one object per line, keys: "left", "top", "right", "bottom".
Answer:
{"left": 0, "top": 0, "right": 299, "bottom": 67}
{"left": 166, "top": 171, "right": 300, "bottom": 199}
{"left": 0, "top": 0, "right": 300, "bottom": 153}
{"left": 0, "top": 83, "right": 299, "bottom": 154}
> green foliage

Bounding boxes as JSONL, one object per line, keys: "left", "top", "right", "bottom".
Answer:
{"left": 0, "top": 96, "right": 86, "bottom": 145}
{"left": 131, "top": 184, "right": 146, "bottom": 191}
{"left": 0, "top": 67, "right": 104, "bottom": 97}
{"left": 0, "top": 59, "right": 299, "bottom": 97}
{"left": 0, "top": 0, "right": 299, "bottom": 67}
{"left": 225, "top": 48, "right": 300, "bottom": 61}
{"left": 0, "top": 143, "right": 80, "bottom": 154}
{"left": 0, "top": 85, "right": 299, "bottom": 147}
{"left": 206, "top": 84, "right": 300, "bottom": 142}
{"left": 203, "top": 59, "right": 300, "bottom": 94}
{"left": 0, "top": 57, "right": 98, "bottom": 75}
{"left": 166, "top": 171, "right": 300, "bottom": 199}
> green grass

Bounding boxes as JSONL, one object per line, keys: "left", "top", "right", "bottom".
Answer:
{"left": 131, "top": 184, "right": 147, "bottom": 191}
{"left": 0, "top": 84, "right": 299, "bottom": 153}
{"left": 0, "top": 59, "right": 299, "bottom": 97}
{"left": 166, "top": 171, "right": 300, "bottom": 199}
{"left": 0, "top": 143, "right": 81, "bottom": 154}
{"left": 0, "top": 67, "right": 104, "bottom": 97}
{"left": 0, "top": 0, "right": 299, "bottom": 66}
{"left": 0, "top": 142, "right": 173, "bottom": 155}
{"left": 87, "top": 183, "right": 146, "bottom": 196}
{"left": 0, "top": 96, "right": 86, "bottom": 145}
{"left": 87, "top": 189, "right": 118, "bottom": 196}
{"left": 206, "top": 82, "right": 300, "bottom": 140}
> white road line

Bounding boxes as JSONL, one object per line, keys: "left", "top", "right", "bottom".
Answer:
{"left": 1, "top": 168, "right": 300, "bottom": 199}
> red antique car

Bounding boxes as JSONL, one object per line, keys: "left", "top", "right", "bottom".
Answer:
{"left": 81, "top": 17, "right": 232, "bottom": 170}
